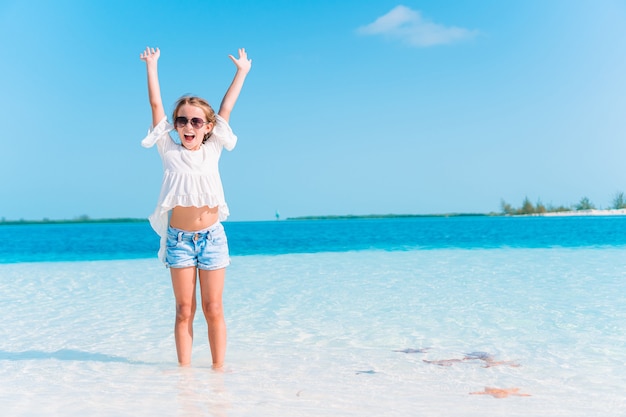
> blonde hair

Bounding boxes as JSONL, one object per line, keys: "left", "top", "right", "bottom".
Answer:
{"left": 173, "top": 96, "right": 217, "bottom": 142}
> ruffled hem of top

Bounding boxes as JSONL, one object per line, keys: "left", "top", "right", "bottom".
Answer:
{"left": 149, "top": 199, "right": 230, "bottom": 264}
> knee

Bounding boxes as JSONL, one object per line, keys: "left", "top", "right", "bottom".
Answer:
{"left": 202, "top": 300, "right": 223, "bottom": 322}
{"left": 175, "top": 301, "right": 196, "bottom": 322}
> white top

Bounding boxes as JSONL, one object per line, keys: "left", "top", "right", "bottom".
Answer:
{"left": 141, "top": 114, "right": 237, "bottom": 263}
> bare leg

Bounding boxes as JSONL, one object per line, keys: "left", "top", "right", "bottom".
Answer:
{"left": 199, "top": 267, "right": 226, "bottom": 369}
{"left": 170, "top": 266, "right": 198, "bottom": 366}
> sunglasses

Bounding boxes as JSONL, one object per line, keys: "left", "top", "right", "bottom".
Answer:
{"left": 174, "top": 116, "right": 209, "bottom": 129}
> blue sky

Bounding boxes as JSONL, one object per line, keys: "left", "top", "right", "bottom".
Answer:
{"left": 1, "top": 0, "right": 625, "bottom": 221}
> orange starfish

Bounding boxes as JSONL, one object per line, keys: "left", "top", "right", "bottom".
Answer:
{"left": 423, "top": 359, "right": 464, "bottom": 366}
{"left": 469, "top": 387, "right": 531, "bottom": 398}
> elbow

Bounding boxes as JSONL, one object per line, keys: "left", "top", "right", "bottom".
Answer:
{"left": 218, "top": 109, "right": 232, "bottom": 123}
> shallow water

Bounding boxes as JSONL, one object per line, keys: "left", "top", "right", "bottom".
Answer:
{"left": 1, "top": 247, "right": 625, "bottom": 416}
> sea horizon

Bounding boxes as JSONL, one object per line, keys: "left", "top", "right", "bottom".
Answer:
{"left": 2, "top": 207, "right": 626, "bottom": 226}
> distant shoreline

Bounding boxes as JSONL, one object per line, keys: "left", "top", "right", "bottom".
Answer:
{"left": 0, "top": 218, "right": 148, "bottom": 226}
{"left": 286, "top": 213, "right": 491, "bottom": 220}
{"left": 1, "top": 214, "right": 487, "bottom": 225}
{"left": 1, "top": 209, "right": 625, "bottom": 226}
{"left": 287, "top": 209, "right": 626, "bottom": 220}
{"left": 520, "top": 209, "right": 626, "bottom": 217}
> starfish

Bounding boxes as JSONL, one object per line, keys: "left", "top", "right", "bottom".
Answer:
{"left": 423, "top": 351, "right": 520, "bottom": 368}
{"left": 393, "top": 348, "right": 429, "bottom": 354}
{"left": 355, "top": 369, "right": 377, "bottom": 375}
{"left": 469, "top": 387, "right": 531, "bottom": 398}
{"left": 465, "top": 352, "right": 520, "bottom": 368}
{"left": 480, "top": 359, "right": 521, "bottom": 368}
{"left": 464, "top": 351, "right": 493, "bottom": 361}
{"left": 422, "top": 359, "right": 464, "bottom": 366}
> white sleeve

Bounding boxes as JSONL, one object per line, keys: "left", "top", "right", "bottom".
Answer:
{"left": 141, "top": 116, "right": 174, "bottom": 148}
{"left": 211, "top": 115, "right": 238, "bottom": 151}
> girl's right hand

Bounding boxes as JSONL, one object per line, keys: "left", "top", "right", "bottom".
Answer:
{"left": 140, "top": 47, "right": 160, "bottom": 64}
{"left": 228, "top": 48, "right": 252, "bottom": 74}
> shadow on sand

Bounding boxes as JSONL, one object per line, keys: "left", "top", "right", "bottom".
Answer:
{"left": 0, "top": 349, "right": 151, "bottom": 365}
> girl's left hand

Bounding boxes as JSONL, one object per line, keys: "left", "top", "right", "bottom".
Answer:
{"left": 228, "top": 48, "right": 252, "bottom": 74}
{"left": 140, "top": 46, "right": 160, "bottom": 64}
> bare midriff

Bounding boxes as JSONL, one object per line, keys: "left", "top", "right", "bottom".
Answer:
{"left": 170, "top": 205, "right": 219, "bottom": 232}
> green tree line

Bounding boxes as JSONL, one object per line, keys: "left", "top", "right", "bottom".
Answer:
{"left": 501, "top": 192, "right": 626, "bottom": 215}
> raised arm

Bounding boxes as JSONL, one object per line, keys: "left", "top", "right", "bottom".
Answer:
{"left": 140, "top": 47, "right": 166, "bottom": 127}
{"left": 218, "top": 48, "right": 252, "bottom": 123}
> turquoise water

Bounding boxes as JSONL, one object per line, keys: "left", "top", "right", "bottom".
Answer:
{"left": 2, "top": 216, "right": 626, "bottom": 263}
{"left": 1, "top": 217, "right": 625, "bottom": 416}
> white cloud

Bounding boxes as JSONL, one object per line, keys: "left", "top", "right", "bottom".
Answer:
{"left": 357, "top": 5, "right": 478, "bottom": 47}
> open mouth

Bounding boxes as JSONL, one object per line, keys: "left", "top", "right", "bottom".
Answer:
{"left": 183, "top": 134, "right": 195, "bottom": 142}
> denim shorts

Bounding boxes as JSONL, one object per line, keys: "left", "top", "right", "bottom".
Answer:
{"left": 165, "top": 222, "right": 230, "bottom": 270}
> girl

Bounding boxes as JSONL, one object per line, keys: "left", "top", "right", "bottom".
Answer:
{"left": 140, "top": 46, "right": 251, "bottom": 368}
